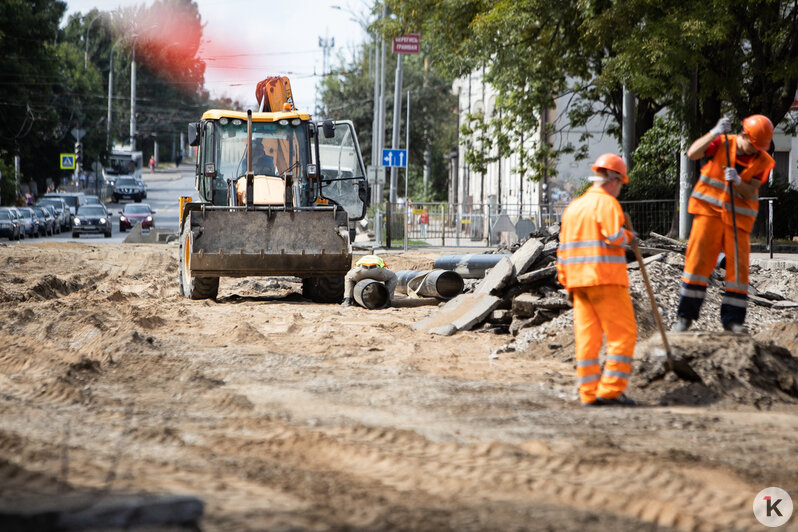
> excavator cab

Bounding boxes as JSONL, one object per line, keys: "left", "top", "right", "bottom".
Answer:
{"left": 180, "top": 105, "right": 369, "bottom": 302}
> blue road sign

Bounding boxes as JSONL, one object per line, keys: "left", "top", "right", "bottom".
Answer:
{"left": 382, "top": 148, "right": 407, "bottom": 168}
{"left": 60, "top": 153, "right": 75, "bottom": 170}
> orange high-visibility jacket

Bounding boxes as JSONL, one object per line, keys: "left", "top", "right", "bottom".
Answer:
{"left": 557, "top": 187, "right": 632, "bottom": 289}
{"left": 689, "top": 134, "right": 775, "bottom": 233}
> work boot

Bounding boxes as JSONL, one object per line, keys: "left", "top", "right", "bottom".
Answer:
{"left": 340, "top": 297, "right": 352, "bottom": 308}
{"left": 672, "top": 317, "right": 692, "bottom": 332}
{"left": 723, "top": 321, "right": 747, "bottom": 333}
{"left": 594, "top": 394, "right": 637, "bottom": 407}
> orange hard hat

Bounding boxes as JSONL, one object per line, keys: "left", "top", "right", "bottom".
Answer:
{"left": 742, "top": 114, "right": 774, "bottom": 151}
{"left": 592, "top": 153, "right": 628, "bottom": 184}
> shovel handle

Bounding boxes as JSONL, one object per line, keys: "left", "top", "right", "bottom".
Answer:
{"left": 624, "top": 213, "right": 674, "bottom": 361}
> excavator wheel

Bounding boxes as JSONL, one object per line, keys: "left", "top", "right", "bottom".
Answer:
{"left": 302, "top": 276, "right": 344, "bottom": 303}
{"left": 179, "top": 221, "right": 219, "bottom": 300}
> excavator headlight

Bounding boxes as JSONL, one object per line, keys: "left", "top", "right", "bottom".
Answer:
{"left": 291, "top": 118, "right": 301, "bottom": 126}
{"left": 219, "top": 117, "right": 229, "bottom": 125}
{"left": 279, "top": 119, "right": 289, "bottom": 126}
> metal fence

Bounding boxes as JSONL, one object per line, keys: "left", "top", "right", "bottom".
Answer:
{"left": 377, "top": 199, "right": 678, "bottom": 247}
{"left": 375, "top": 197, "right": 783, "bottom": 249}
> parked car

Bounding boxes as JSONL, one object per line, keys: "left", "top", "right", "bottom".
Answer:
{"left": 112, "top": 177, "right": 145, "bottom": 203}
{"left": 16, "top": 207, "right": 40, "bottom": 237}
{"left": 37, "top": 197, "right": 70, "bottom": 231}
{"left": 2, "top": 207, "right": 25, "bottom": 239}
{"left": 0, "top": 209, "right": 21, "bottom": 240}
{"left": 73, "top": 204, "right": 112, "bottom": 238}
{"left": 43, "top": 192, "right": 87, "bottom": 222}
{"left": 37, "top": 204, "right": 61, "bottom": 234}
{"left": 33, "top": 206, "right": 55, "bottom": 236}
{"left": 118, "top": 203, "right": 155, "bottom": 232}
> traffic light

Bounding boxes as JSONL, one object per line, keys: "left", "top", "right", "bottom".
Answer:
{"left": 74, "top": 142, "right": 83, "bottom": 164}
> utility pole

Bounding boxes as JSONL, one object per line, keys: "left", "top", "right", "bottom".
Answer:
{"left": 622, "top": 86, "right": 635, "bottom": 171}
{"left": 390, "top": 54, "right": 403, "bottom": 204}
{"left": 130, "top": 44, "right": 136, "bottom": 150}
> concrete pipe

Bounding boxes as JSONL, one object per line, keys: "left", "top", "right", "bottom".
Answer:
{"left": 432, "top": 254, "right": 512, "bottom": 279}
{"left": 353, "top": 279, "right": 390, "bottom": 309}
{"left": 395, "top": 269, "right": 464, "bottom": 300}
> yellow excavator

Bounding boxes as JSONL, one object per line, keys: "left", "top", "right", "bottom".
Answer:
{"left": 178, "top": 77, "right": 369, "bottom": 301}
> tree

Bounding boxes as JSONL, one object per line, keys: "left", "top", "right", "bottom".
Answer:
{"left": 0, "top": 0, "right": 67, "bottom": 193}
{"left": 319, "top": 41, "right": 458, "bottom": 201}
{"left": 385, "top": 0, "right": 798, "bottom": 186}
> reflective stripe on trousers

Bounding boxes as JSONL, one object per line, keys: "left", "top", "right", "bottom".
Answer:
{"left": 573, "top": 284, "right": 636, "bottom": 403}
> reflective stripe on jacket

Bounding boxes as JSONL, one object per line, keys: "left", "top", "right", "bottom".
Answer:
{"left": 557, "top": 187, "right": 631, "bottom": 289}
{"left": 688, "top": 134, "right": 775, "bottom": 233}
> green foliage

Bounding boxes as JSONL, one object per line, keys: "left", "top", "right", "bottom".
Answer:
{"left": 319, "top": 40, "right": 458, "bottom": 202}
{"left": 0, "top": 0, "right": 209, "bottom": 193}
{"left": 386, "top": 0, "right": 798, "bottom": 185}
{"left": 622, "top": 117, "right": 681, "bottom": 200}
{"left": 0, "top": 155, "right": 17, "bottom": 206}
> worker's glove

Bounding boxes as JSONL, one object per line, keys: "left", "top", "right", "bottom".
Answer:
{"left": 710, "top": 116, "right": 731, "bottom": 138}
{"left": 724, "top": 167, "right": 741, "bottom": 186}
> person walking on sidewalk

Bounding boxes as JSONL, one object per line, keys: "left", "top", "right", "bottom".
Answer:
{"left": 674, "top": 115, "right": 775, "bottom": 334}
{"left": 557, "top": 153, "right": 637, "bottom": 407}
{"left": 341, "top": 255, "right": 397, "bottom": 308}
{"left": 149, "top": 155, "right": 156, "bottom": 173}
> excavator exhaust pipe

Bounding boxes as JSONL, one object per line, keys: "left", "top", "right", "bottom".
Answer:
{"left": 395, "top": 269, "right": 464, "bottom": 300}
{"left": 353, "top": 279, "right": 390, "bottom": 309}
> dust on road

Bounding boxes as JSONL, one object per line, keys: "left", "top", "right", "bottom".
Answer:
{"left": 1, "top": 242, "right": 797, "bottom": 531}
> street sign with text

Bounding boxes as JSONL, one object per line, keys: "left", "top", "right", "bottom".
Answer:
{"left": 60, "top": 154, "right": 76, "bottom": 170}
{"left": 392, "top": 34, "right": 420, "bottom": 55}
{"left": 382, "top": 149, "right": 407, "bottom": 168}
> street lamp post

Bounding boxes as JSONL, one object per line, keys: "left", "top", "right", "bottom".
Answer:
{"left": 130, "top": 43, "right": 136, "bottom": 150}
{"left": 84, "top": 13, "right": 103, "bottom": 70}
{"left": 106, "top": 39, "right": 124, "bottom": 151}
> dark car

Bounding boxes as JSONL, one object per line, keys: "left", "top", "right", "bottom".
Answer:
{"left": 118, "top": 203, "right": 155, "bottom": 232}
{"left": 83, "top": 194, "right": 101, "bottom": 205}
{"left": 37, "top": 197, "right": 71, "bottom": 231}
{"left": 43, "top": 192, "right": 87, "bottom": 225}
{"left": 16, "top": 207, "right": 40, "bottom": 237}
{"left": 112, "top": 177, "right": 145, "bottom": 203}
{"left": 38, "top": 204, "right": 61, "bottom": 234}
{"left": 33, "top": 206, "right": 55, "bottom": 236}
{"left": 0, "top": 209, "right": 21, "bottom": 240}
{"left": 2, "top": 207, "right": 25, "bottom": 239}
{"left": 73, "top": 204, "right": 112, "bottom": 238}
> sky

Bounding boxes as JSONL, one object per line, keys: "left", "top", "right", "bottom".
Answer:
{"left": 64, "top": 0, "right": 372, "bottom": 113}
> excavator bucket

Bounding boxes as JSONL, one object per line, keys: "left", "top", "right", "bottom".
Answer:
{"left": 180, "top": 206, "right": 351, "bottom": 279}
{"left": 255, "top": 76, "right": 295, "bottom": 112}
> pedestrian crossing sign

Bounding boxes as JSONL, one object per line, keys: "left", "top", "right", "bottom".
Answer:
{"left": 60, "top": 153, "right": 75, "bottom": 170}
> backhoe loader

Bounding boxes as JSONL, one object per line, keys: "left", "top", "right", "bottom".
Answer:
{"left": 179, "top": 77, "right": 369, "bottom": 301}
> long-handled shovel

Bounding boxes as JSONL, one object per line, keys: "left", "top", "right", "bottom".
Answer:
{"left": 723, "top": 133, "right": 740, "bottom": 283}
{"left": 624, "top": 213, "right": 700, "bottom": 381}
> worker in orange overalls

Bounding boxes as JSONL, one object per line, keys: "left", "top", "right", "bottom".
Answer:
{"left": 674, "top": 115, "right": 775, "bottom": 333}
{"left": 557, "top": 153, "right": 637, "bottom": 406}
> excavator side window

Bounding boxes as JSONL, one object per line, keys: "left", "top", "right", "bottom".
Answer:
{"left": 316, "top": 120, "right": 368, "bottom": 221}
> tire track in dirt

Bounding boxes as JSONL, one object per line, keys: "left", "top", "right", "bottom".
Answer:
{"left": 192, "top": 418, "right": 755, "bottom": 531}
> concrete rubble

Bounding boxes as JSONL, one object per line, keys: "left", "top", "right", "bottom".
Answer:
{"left": 418, "top": 227, "right": 798, "bottom": 358}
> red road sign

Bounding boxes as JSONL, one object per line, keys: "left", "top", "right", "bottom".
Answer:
{"left": 393, "top": 34, "right": 420, "bottom": 54}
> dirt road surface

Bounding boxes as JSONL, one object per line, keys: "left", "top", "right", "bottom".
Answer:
{"left": 1, "top": 242, "right": 797, "bottom": 531}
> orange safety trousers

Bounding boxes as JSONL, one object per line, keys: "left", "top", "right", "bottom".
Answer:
{"left": 678, "top": 214, "right": 750, "bottom": 326}
{"left": 573, "top": 284, "right": 636, "bottom": 404}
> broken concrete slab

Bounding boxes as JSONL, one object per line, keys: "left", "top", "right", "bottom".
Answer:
{"left": 412, "top": 293, "right": 502, "bottom": 335}
{"left": 627, "top": 253, "right": 666, "bottom": 270}
{"left": 123, "top": 223, "right": 178, "bottom": 244}
{"left": 517, "top": 265, "right": 557, "bottom": 284}
{"left": 772, "top": 300, "right": 798, "bottom": 309}
{"left": 474, "top": 256, "right": 514, "bottom": 295}
{"left": 509, "top": 238, "right": 544, "bottom": 276}
{"left": 511, "top": 293, "right": 571, "bottom": 317}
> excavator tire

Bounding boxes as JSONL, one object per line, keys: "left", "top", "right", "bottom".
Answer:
{"left": 179, "top": 222, "right": 219, "bottom": 300}
{"left": 302, "top": 276, "right": 344, "bottom": 303}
